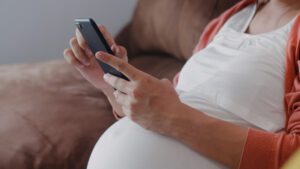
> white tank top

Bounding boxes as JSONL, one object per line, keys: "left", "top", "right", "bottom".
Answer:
{"left": 87, "top": 3, "right": 297, "bottom": 169}
{"left": 176, "top": 3, "right": 295, "bottom": 132}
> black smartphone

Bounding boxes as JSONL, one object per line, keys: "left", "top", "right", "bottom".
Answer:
{"left": 74, "top": 18, "right": 129, "bottom": 81}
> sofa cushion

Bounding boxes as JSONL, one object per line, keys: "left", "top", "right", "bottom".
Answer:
{"left": 129, "top": 0, "right": 239, "bottom": 60}
{"left": 0, "top": 55, "right": 183, "bottom": 169}
{"left": 130, "top": 54, "right": 184, "bottom": 80}
{"left": 0, "top": 60, "right": 116, "bottom": 169}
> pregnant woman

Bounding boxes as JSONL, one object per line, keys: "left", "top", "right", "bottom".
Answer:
{"left": 63, "top": 0, "right": 300, "bottom": 168}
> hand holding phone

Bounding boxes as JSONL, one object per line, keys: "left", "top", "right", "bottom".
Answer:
{"left": 64, "top": 20, "right": 128, "bottom": 92}
{"left": 74, "top": 18, "right": 129, "bottom": 81}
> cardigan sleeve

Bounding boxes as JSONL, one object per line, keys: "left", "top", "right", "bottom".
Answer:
{"left": 239, "top": 129, "right": 300, "bottom": 169}
{"left": 239, "top": 76, "right": 300, "bottom": 169}
{"left": 240, "top": 115, "right": 300, "bottom": 169}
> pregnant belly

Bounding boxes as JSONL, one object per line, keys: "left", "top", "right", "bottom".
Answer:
{"left": 87, "top": 117, "right": 227, "bottom": 169}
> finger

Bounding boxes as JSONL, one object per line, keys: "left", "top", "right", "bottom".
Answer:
{"left": 98, "top": 25, "right": 116, "bottom": 47}
{"left": 96, "top": 52, "right": 140, "bottom": 80}
{"left": 111, "top": 44, "right": 119, "bottom": 55}
{"left": 103, "top": 73, "right": 132, "bottom": 94}
{"left": 111, "top": 44, "right": 118, "bottom": 55}
{"left": 118, "top": 46, "right": 128, "bottom": 59}
{"left": 111, "top": 45, "right": 127, "bottom": 61}
{"left": 113, "top": 90, "right": 131, "bottom": 107}
{"left": 63, "top": 48, "right": 84, "bottom": 68}
{"left": 75, "top": 29, "right": 94, "bottom": 57}
{"left": 69, "top": 37, "right": 90, "bottom": 66}
{"left": 112, "top": 45, "right": 128, "bottom": 61}
{"left": 75, "top": 29, "right": 88, "bottom": 49}
{"left": 84, "top": 48, "right": 94, "bottom": 59}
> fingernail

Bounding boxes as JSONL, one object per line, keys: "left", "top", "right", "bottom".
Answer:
{"left": 96, "top": 52, "right": 107, "bottom": 61}
{"left": 95, "top": 52, "right": 101, "bottom": 58}
{"left": 111, "top": 45, "right": 115, "bottom": 50}
{"left": 103, "top": 73, "right": 110, "bottom": 80}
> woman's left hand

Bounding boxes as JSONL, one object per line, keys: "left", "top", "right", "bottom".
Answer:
{"left": 96, "top": 51, "right": 184, "bottom": 134}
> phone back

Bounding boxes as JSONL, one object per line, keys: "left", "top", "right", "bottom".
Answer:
{"left": 75, "top": 18, "right": 129, "bottom": 81}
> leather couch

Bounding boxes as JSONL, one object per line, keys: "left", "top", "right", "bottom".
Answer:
{"left": 0, "top": 0, "right": 239, "bottom": 168}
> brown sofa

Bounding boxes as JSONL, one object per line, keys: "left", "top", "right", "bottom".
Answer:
{"left": 0, "top": 0, "right": 239, "bottom": 168}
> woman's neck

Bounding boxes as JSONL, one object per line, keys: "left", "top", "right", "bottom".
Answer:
{"left": 247, "top": 0, "right": 300, "bottom": 35}
{"left": 268, "top": 0, "right": 300, "bottom": 10}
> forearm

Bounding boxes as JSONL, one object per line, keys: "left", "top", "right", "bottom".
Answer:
{"left": 102, "top": 87, "right": 125, "bottom": 118}
{"left": 165, "top": 103, "right": 248, "bottom": 169}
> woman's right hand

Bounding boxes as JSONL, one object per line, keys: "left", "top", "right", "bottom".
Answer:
{"left": 63, "top": 25, "right": 128, "bottom": 92}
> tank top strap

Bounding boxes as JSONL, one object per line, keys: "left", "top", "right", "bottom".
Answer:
{"left": 217, "top": 3, "right": 257, "bottom": 34}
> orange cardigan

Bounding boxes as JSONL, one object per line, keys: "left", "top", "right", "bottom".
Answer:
{"left": 175, "top": 0, "right": 300, "bottom": 168}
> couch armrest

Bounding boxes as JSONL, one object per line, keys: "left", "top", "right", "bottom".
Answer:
{"left": 0, "top": 60, "right": 116, "bottom": 169}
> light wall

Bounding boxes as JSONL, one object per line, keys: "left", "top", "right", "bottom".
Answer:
{"left": 0, "top": 0, "right": 137, "bottom": 64}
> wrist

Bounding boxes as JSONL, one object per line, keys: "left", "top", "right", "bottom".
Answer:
{"left": 162, "top": 102, "right": 194, "bottom": 137}
{"left": 165, "top": 103, "right": 206, "bottom": 140}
